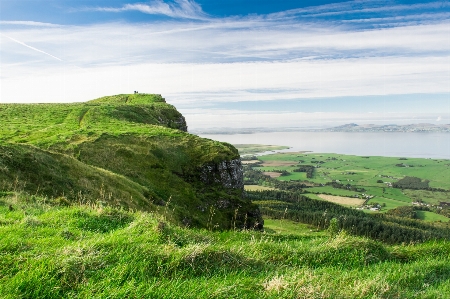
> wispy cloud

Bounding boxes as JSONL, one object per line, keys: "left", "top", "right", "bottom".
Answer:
{"left": 85, "top": 0, "right": 208, "bottom": 20}
{"left": 269, "top": 1, "right": 450, "bottom": 19}
{"left": 0, "top": 33, "right": 63, "bottom": 61}
{"left": 1, "top": 0, "right": 450, "bottom": 128}
{"left": 0, "top": 21, "right": 60, "bottom": 27}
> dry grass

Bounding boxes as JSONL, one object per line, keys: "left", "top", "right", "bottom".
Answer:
{"left": 263, "top": 275, "right": 288, "bottom": 293}
{"left": 244, "top": 185, "right": 276, "bottom": 191}
{"left": 317, "top": 194, "right": 365, "bottom": 207}
{"left": 263, "top": 172, "right": 283, "bottom": 178}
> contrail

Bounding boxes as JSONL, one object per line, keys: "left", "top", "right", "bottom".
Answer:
{"left": 1, "top": 32, "right": 63, "bottom": 61}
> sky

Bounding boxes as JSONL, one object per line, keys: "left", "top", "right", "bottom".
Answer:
{"left": 1, "top": 0, "right": 449, "bottom": 129}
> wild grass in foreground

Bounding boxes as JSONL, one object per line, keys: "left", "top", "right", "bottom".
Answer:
{"left": 1, "top": 193, "right": 450, "bottom": 299}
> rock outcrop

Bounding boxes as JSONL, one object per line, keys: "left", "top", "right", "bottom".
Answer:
{"left": 200, "top": 158, "right": 244, "bottom": 190}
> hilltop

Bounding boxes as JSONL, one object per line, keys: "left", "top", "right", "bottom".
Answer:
{"left": 0, "top": 94, "right": 262, "bottom": 229}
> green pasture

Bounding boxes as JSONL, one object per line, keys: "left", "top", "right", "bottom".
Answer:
{"left": 362, "top": 187, "right": 411, "bottom": 203}
{"left": 404, "top": 189, "right": 450, "bottom": 205}
{"left": 258, "top": 153, "right": 450, "bottom": 189}
{"left": 307, "top": 186, "right": 358, "bottom": 197}
{"left": 416, "top": 211, "right": 450, "bottom": 222}
{"left": 367, "top": 197, "right": 407, "bottom": 210}
{"left": 252, "top": 152, "right": 450, "bottom": 206}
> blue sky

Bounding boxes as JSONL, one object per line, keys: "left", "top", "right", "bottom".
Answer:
{"left": 1, "top": 0, "right": 449, "bottom": 128}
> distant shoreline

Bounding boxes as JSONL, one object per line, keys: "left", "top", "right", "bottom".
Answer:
{"left": 192, "top": 123, "right": 450, "bottom": 135}
{"left": 199, "top": 131, "right": 450, "bottom": 160}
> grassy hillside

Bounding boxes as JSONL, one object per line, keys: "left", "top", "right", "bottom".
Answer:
{"left": 0, "top": 94, "right": 261, "bottom": 229}
{"left": 1, "top": 193, "right": 449, "bottom": 298}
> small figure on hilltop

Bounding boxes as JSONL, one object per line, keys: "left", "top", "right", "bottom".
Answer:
{"left": 134, "top": 91, "right": 139, "bottom": 94}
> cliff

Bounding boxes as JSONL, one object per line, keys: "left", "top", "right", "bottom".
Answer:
{"left": 0, "top": 94, "right": 262, "bottom": 230}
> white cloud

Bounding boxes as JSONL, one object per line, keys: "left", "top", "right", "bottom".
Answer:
{"left": 0, "top": 33, "right": 63, "bottom": 61}
{"left": 181, "top": 108, "right": 450, "bottom": 129}
{"left": 1, "top": 1, "right": 450, "bottom": 128}
{"left": 87, "top": 0, "right": 208, "bottom": 20}
{"left": 2, "top": 56, "right": 449, "bottom": 105}
{"left": 268, "top": 0, "right": 450, "bottom": 19}
{"left": 0, "top": 21, "right": 60, "bottom": 27}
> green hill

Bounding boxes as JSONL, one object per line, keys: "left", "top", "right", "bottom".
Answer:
{"left": 0, "top": 94, "right": 262, "bottom": 229}
{"left": 1, "top": 193, "right": 449, "bottom": 298}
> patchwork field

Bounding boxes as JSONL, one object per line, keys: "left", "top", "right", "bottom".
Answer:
{"left": 255, "top": 152, "right": 450, "bottom": 189}
{"left": 241, "top": 147, "right": 450, "bottom": 221}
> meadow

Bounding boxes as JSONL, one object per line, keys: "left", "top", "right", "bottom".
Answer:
{"left": 1, "top": 192, "right": 450, "bottom": 299}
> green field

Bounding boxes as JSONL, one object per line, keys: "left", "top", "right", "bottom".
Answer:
{"left": 2, "top": 193, "right": 450, "bottom": 298}
{"left": 243, "top": 149, "right": 450, "bottom": 220}
{"left": 417, "top": 211, "right": 450, "bottom": 222}
{"left": 367, "top": 197, "right": 406, "bottom": 210}
{"left": 256, "top": 152, "right": 450, "bottom": 189}
{"left": 404, "top": 189, "right": 450, "bottom": 205}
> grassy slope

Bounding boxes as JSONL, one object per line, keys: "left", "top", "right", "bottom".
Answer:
{"left": 0, "top": 94, "right": 260, "bottom": 229}
{"left": 1, "top": 194, "right": 450, "bottom": 299}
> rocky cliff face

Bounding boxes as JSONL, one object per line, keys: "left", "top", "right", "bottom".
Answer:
{"left": 200, "top": 158, "right": 244, "bottom": 189}
{"left": 199, "top": 158, "right": 263, "bottom": 230}
{"left": 174, "top": 115, "right": 188, "bottom": 132}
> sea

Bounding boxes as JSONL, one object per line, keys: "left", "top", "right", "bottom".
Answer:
{"left": 199, "top": 132, "right": 450, "bottom": 159}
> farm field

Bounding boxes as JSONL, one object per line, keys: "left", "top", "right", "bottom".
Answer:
{"left": 316, "top": 194, "right": 365, "bottom": 207}
{"left": 417, "top": 211, "right": 450, "bottom": 222}
{"left": 254, "top": 152, "right": 450, "bottom": 189}
{"left": 242, "top": 148, "right": 450, "bottom": 221}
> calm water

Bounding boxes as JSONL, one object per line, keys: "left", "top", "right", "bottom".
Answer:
{"left": 199, "top": 132, "right": 450, "bottom": 159}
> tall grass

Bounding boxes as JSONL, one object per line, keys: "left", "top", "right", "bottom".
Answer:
{"left": 1, "top": 193, "right": 449, "bottom": 298}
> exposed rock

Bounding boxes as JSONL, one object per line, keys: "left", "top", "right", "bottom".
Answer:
{"left": 200, "top": 158, "right": 244, "bottom": 189}
{"left": 174, "top": 115, "right": 188, "bottom": 132}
